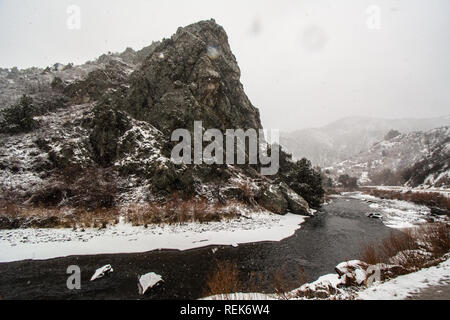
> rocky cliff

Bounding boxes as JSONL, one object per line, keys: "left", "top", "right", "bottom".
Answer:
{"left": 0, "top": 20, "right": 318, "bottom": 216}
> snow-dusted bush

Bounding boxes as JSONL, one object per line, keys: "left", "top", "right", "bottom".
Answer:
{"left": 0, "top": 95, "right": 38, "bottom": 134}
{"left": 278, "top": 157, "right": 325, "bottom": 208}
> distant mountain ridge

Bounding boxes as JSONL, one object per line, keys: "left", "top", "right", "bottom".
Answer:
{"left": 280, "top": 116, "right": 450, "bottom": 167}
{"left": 325, "top": 126, "right": 450, "bottom": 188}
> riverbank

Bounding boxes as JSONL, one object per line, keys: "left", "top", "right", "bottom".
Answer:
{"left": 357, "top": 256, "right": 450, "bottom": 300}
{"left": 344, "top": 191, "right": 448, "bottom": 228}
{"left": 0, "top": 195, "right": 393, "bottom": 299}
{"left": 204, "top": 256, "right": 450, "bottom": 300}
{"left": 204, "top": 192, "right": 450, "bottom": 301}
{"left": 0, "top": 206, "right": 307, "bottom": 263}
{"left": 360, "top": 186, "right": 450, "bottom": 214}
{"left": 1, "top": 193, "right": 445, "bottom": 300}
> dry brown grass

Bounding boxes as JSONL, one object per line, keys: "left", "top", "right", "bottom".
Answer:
{"left": 124, "top": 196, "right": 240, "bottom": 226}
{"left": 203, "top": 261, "right": 309, "bottom": 299}
{"left": 0, "top": 200, "right": 120, "bottom": 229}
{"left": 203, "top": 261, "right": 241, "bottom": 297}
{"left": 74, "top": 207, "right": 120, "bottom": 228}
{"left": 360, "top": 243, "right": 381, "bottom": 265}
{"left": 271, "top": 266, "right": 308, "bottom": 300}
{"left": 237, "top": 182, "right": 257, "bottom": 206}
{"left": 367, "top": 189, "right": 450, "bottom": 211}
{"left": 0, "top": 193, "right": 249, "bottom": 229}
{"left": 360, "top": 223, "right": 450, "bottom": 271}
{"left": 421, "top": 223, "right": 450, "bottom": 256}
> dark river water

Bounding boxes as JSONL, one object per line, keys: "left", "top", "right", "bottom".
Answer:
{"left": 0, "top": 195, "right": 397, "bottom": 300}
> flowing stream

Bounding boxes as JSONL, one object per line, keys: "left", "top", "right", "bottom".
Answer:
{"left": 0, "top": 195, "right": 399, "bottom": 299}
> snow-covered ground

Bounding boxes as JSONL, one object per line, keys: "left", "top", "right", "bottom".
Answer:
{"left": 357, "top": 257, "right": 450, "bottom": 300}
{"left": 362, "top": 186, "right": 450, "bottom": 197}
{"left": 344, "top": 192, "right": 443, "bottom": 228}
{"left": 0, "top": 210, "right": 307, "bottom": 263}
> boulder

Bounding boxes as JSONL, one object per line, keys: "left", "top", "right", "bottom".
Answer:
{"left": 138, "top": 272, "right": 163, "bottom": 295}
{"left": 293, "top": 274, "right": 341, "bottom": 299}
{"left": 90, "top": 264, "right": 114, "bottom": 281}
{"left": 430, "top": 206, "right": 449, "bottom": 217}
{"left": 372, "top": 263, "right": 409, "bottom": 281}
{"left": 335, "top": 260, "right": 369, "bottom": 287}
{"left": 257, "top": 184, "right": 288, "bottom": 215}
{"left": 124, "top": 19, "right": 263, "bottom": 135}
{"left": 279, "top": 182, "right": 310, "bottom": 215}
{"left": 335, "top": 259, "right": 409, "bottom": 287}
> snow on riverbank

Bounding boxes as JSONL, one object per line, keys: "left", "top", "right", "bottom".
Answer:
{"left": 362, "top": 186, "right": 450, "bottom": 198}
{"left": 204, "top": 257, "right": 450, "bottom": 301}
{"left": 357, "top": 257, "right": 450, "bottom": 300}
{"left": 0, "top": 210, "right": 307, "bottom": 263}
{"left": 343, "top": 192, "right": 438, "bottom": 228}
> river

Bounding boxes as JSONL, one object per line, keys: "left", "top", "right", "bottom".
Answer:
{"left": 0, "top": 195, "right": 399, "bottom": 299}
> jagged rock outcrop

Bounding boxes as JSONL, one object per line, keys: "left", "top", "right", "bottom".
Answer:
{"left": 257, "top": 184, "right": 289, "bottom": 215}
{"left": 88, "top": 106, "right": 132, "bottom": 166}
{"left": 257, "top": 182, "right": 310, "bottom": 215}
{"left": 123, "top": 19, "right": 262, "bottom": 135}
{"left": 279, "top": 182, "right": 310, "bottom": 215}
{"left": 0, "top": 19, "right": 317, "bottom": 215}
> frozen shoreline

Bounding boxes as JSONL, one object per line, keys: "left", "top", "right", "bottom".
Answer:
{"left": 357, "top": 257, "right": 450, "bottom": 300}
{"left": 0, "top": 211, "right": 307, "bottom": 263}
{"left": 204, "top": 257, "right": 450, "bottom": 300}
{"left": 342, "top": 192, "right": 442, "bottom": 228}
{"left": 361, "top": 186, "right": 450, "bottom": 197}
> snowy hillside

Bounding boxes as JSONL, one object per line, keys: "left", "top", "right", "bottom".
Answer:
{"left": 280, "top": 116, "right": 450, "bottom": 167}
{"left": 0, "top": 20, "right": 320, "bottom": 223}
{"left": 325, "top": 127, "right": 450, "bottom": 187}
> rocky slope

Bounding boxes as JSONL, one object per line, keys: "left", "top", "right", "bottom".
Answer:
{"left": 0, "top": 19, "right": 317, "bottom": 216}
{"left": 402, "top": 132, "right": 450, "bottom": 188}
{"left": 280, "top": 116, "right": 450, "bottom": 167}
{"left": 325, "top": 126, "right": 450, "bottom": 187}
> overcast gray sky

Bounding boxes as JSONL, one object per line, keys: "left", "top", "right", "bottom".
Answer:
{"left": 0, "top": 0, "right": 449, "bottom": 130}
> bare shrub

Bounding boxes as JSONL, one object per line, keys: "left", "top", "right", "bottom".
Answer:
{"left": 29, "top": 166, "right": 118, "bottom": 210}
{"left": 380, "top": 230, "right": 418, "bottom": 259}
{"left": 272, "top": 270, "right": 290, "bottom": 300}
{"left": 418, "top": 223, "right": 450, "bottom": 256}
{"left": 124, "top": 197, "right": 239, "bottom": 226}
{"left": 203, "top": 261, "right": 240, "bottom": 297}
{"left": 361, "top": 230, "right": 418, "bottom": 265}
{"left": 271, "top": 265, "right": 307, "bottom": 300}
{"left": 360, "top": 223, "right": 449, "bottom": 271}
{"left": 59, "top": 166, "right": 118, "bottom": 209}
{"left": 237, "top": 182, "right": 257, "bottom": 206}
{"left": 74, "top": 207, "right": 120, "bottom": 228}
{"left": 360, "top": 243, "right": 382, "bottom": 265}
{"left": 367, "top": 189, "right": 450, "bottom": 211}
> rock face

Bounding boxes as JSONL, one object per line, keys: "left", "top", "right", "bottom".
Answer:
{"left": 257, "top": 184, "right": 289, "bottom": 215}
{"left": 124, "top": 19, "right": 262, "bottom": 135}
{"left": 0, "top": 19, "right": 317, "bottom": 215}
{"left": 256, "top": 183, "right": 310, "bottom": 215}
{"left": 279, "top": 182, "right": 310, "bottom": 215}
{"left": 89, "top": 107, "right": 132, "bottom": 166}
